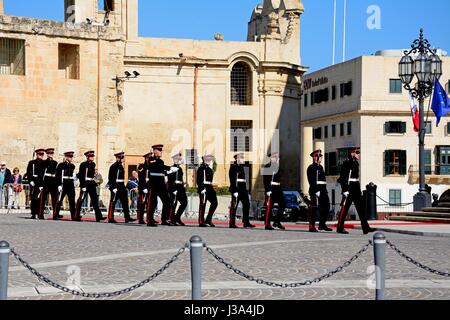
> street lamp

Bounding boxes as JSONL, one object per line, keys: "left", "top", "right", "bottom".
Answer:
{"left": 398, "top": 29, "right": 443, "bottom": 211}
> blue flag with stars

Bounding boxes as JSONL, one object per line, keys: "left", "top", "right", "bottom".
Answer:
{"left": 431, "top": 79, "right": 450, "bottom": 126}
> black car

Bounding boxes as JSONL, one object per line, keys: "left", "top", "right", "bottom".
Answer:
{"left": 259, "top": 191, "right": 310, "bottom": 222}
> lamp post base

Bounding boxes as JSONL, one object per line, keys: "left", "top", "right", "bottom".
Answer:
{"left": 413, "top": 192, "right": 432, "bottom": 212}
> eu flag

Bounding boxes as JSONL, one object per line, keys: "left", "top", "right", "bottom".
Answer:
{"left": 431, "top": 79, "right": 450, "bottom": 126}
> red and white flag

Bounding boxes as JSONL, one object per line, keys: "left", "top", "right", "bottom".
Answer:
{"left": 409, "top": 93, "right": 419, "bottom": 133}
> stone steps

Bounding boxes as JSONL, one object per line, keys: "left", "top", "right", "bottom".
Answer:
{"left": 422, "top": 207, "right": 450, "bottom": 214}
{"left": 389, "top": 215, "right": 450, "bottom": 224}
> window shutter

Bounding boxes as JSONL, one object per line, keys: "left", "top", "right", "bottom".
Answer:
{"left": 384, "top": 122, "right": 390, "bottom": 134}
{"left": 345, "top": 81, "right": 353, "bottom": 96}
{"left": 401, "top": 122, "right": 407, "bottom": 133}
{"left": 399, "top": 150, "right": 407, "bottom": 175}
{"left": 384, "top": 151, "right": 390, "bottom": 176}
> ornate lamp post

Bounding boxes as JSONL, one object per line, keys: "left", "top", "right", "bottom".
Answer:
{"left": 399, "top": 29, "right": 443, "bottom": 211}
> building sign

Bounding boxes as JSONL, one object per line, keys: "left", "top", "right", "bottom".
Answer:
{"left": 303, "top": 77, "right": 329, "bottom": 91}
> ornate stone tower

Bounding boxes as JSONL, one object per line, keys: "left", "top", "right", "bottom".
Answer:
{"left": 0, "top": 0, "right": 5, "bottom": 15}
{"left": 64, "top": 0, "right": 138, "bottom": 39}
{"left": 248, "top": 0, "right": 304, "bottom": 65}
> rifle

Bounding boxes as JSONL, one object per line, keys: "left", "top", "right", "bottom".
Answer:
{"left": 265, "top": 172, "right": 275, "bottom": 226}
{"left": 58, "top": 169, "right": 64, "bottom": 203}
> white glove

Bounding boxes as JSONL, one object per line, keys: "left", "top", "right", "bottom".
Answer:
{"left": 143, "top": 189, "right": 148, "bottom": 194}
{"left": 82, "top": 188, "right": 87, "bottom": 192}
{"left": 315, "top": 191, "right": 321, "bottom": 198}
{"left": 201, "top": 189, "right": 207, "bottom": 195}
{"left": 58, "top": 186, "right": 63, "bottom": 192}
{"left": 113, "top": 188, "right": 118, "bottom": 194}
{"left": 173, "top": 191, "right": 178, "bottom": 196}
{"left": 168, "top": 167, "right": 180, "bottom": 174}
{"left": 266, "top": 191, "right": 272, "bottom": 197}
{"left": 39, "top": 187, "right": 43, "bottom": 191}
{"left": 30, "top": 181, "right": 35, "bottom": 187}
{"left": 343, "top": 191, "right": 349, "bottom": 197}
{"left": 233, "top": 192, "right": 239, "bottom": 198}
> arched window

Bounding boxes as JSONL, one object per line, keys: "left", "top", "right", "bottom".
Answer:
{"left": 231, "top": 62, "right": 252, "bottom": 105}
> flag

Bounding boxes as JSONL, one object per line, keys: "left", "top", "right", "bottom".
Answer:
{"left": 409, "top": 93, "right": 419, "bottom": 132}
{"left": 431, "top": 79, "right": 450, "bottom": 126}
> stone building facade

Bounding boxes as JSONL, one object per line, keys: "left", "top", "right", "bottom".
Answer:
{"left": 0, "top": 0, "right": 307, "bottom": 199}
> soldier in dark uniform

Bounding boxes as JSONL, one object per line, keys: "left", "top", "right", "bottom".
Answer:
{"left": 26, "top": 148, "right": 46, "bottom": 219}
{"left": 229, "top": 153, "right": 254, "bottom": 229}
{"left": 197, "top": 154, "right": 218, "bottom": 228}
{"left": 336, "top": 147, "right": 375, "bottom": 235}
{"left": 263, "top": 152, "right": 286, "bottom": 231}
{"left": 75, "top": 151, "right": 105, "bottom": 222}
{"left": 147, "top": 145, "right": 179, "bottom": 227}
{"left": 307, "top": 150, "right": 332, "bottom": 233}
{"left": 54, "top": 151, "right": 77, "bottom": 220}
{"left": 167, "top": 152, "right": 188, "bottom": 226}
{"left": 107, "top": 152, "right": 136, "bottom": 224}
{"left": 39, "top": 148, "right": 58, "bottom": 218}
{"left": 137, "top": 151, "right": 153, "bottom": 225}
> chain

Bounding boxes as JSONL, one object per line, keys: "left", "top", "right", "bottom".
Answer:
{"left": 10, "top": 244, "right": 188, "bottom": 298}
{"left": 386, "top": 240, "right": 450, "bottom": 277}
{"left": 376, "top": 195, "right": 413, "bottom": 207}
{"left": 204, "top": 241, "right": 373, "bottom": 288}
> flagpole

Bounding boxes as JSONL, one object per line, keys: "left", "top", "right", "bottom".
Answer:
{"left": 332, "top": 0, "right": 337, "bottom": 65}
{"left": 342, "top": 0, "right": 347, "bottom": 62}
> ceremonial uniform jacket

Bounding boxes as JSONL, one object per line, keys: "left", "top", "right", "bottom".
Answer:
{"left": 307, "top": 163, "right": 328, "bottom": 195}
{"left": 263, "top": 163, "right": 282, "bottom": 193}
{"left": 26, "top": 159, "right": 45, "bottom": 187}
{"left": 108, "top": 161, "right": 126, "bottom": 191}
{"left": 78, "top": 161, "right": 97, "bottom": 189}
{"left": 56, "top": 161, "right": 76, "bottom": 187}
{"left": 167, "top": 164, "right": 184, "bottom": 193}
{"left": 339, "top": 158, "right": 361, "bottom": 193}
{"left": 197, "top": 163, "right": 214, "bottom": 193}
{"left": 229, "top": 163, "right": 247, "bottom": 194}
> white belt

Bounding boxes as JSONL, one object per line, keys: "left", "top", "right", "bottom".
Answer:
{"left": 45, "top": 173, "right": 56, "bottom": 177}
{"left": 317, "top": 181, "right": 327, "bottom": 185}
{"left": 146, "top": 178, "right": 150, "bottom": 182}
{"left": 203, "top": 181, "right": 212, "bottom": 185}
{"left": 175, "top": 181, "right": 183, "bottom": 185}
{"left": 33, "top": 175, "right": 38, "bottom": 178}
{"left": 271, "top": 182, "right": 281, "bottom": 186}
{"left": 349, "top": 179, "right": 359, "bottom": 182}
{"left": 116, "top": 179, "right": 125, "bottom": 183}
{"left": 63, "top": 177, "right": 74, "bottom": 180}
{"left": 85, "top": 177, "right": 94, "bottom": 181}
{"left": 150, "top": 173, "right": 165, "bottom": 177}
{"left": 237, "top": 179, "right": 246, "bottom": 183}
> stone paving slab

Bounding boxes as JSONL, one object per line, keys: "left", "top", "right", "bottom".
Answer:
{"left": 1, "top": 212, "right": 450, "bottom": 300}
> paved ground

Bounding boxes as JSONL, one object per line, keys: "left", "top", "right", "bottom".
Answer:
{"left": 1, "top": 212, "right": 450, "bottom": 300}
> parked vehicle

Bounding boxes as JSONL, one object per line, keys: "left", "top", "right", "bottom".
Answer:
{"left": 258, "top": 191, "right": 310, "bottom": 222}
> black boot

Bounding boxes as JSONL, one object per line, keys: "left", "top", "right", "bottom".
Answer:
{"left": 319, "top": 225, "right": 333, "bottom": 232}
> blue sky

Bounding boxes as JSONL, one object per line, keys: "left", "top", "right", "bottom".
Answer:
{"left": 4, "top": 0, "right": 450, "bottom": 72}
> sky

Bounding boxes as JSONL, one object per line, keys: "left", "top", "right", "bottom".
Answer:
{"left": 3, "top": 0, "right": 450, "bottom": 72}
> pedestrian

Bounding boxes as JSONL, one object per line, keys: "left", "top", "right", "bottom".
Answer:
{"left": 54, "top": 151, "right": 77, "bottom": 220}
{"left": 197, "top": 154, "right": 218, "bottom": 228}
{"left": 146, "top": 145, "right": 179, "bottom": 227}
{"left": 229, "top": 153, "right": 254, "bottom": 229}
{"left": 39, "top": 148, "right": 58, "bottom": 218}
{"left": 263, "top": 152, "right": 286, "bottom": 231}
{"left": 307, "top": 150, "right": 332, "bottom": 233}
{"left": 107, "top": 152, "right": 135, "bottom": 224}
{"left": 127, "top": 170, "right": 139, "bottom": 212}
{"left": 0, "top": 161, "right": 12, "bottom": 209}
{"left": 137, "top": 151, "right": 153, "bottom": 225}
{"left": 8, "top": 167, "right": 23, "bottom": 210}
{"left": 75, "top": 151, "right": 105, "bottom": 222}
{"left": 336, "top": 147, "right": 375, "bottom": 235}
{"left": 167, "top": 152, "right": 188, "bottom": 226}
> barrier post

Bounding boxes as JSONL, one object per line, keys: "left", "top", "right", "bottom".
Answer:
{"left": 190, "top": 236, "right": 203, "bottom": 300}
{"left": 373, "top": 232, "right": 386, "bottom": 300}
{"left": 0, "top": 241, "right": 10, "bottom": 300}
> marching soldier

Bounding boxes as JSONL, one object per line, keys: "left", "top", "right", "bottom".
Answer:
{"left": 54, "top": 151, "right": 77, "bottom": 220}
{"left": 137, "top": 151, "right": 153, "bottom": 225}
{"left": 167, "top": 152, "right": 188, "bottom": 226}
{"left": 26, "top": 148, "right": 46, "bottom": 220}
{"left": 336, "top": 147, "right": 375, "bottom": 235}
{"left": 263, "top": 152, "right": 286, "bottom": 231}
{"left": 107, "top": 152, "right": 136, "bottom": 224}
{"left": 146, "top": 145, "right": 179, "bottom": 227}
{"left": 197, "top": 154, "right": 218, "bottom": 228}
{"left": 229, "top": 153, "right": 254, "bottom": 229}
{"left": 75, "top": 151, "right": 105, "bottom": 222}
{"left": 39, "top": 148, "right": 58, "bottom": 219}
{"left": 307, "top": 150, "right": 332, "bottom": 233}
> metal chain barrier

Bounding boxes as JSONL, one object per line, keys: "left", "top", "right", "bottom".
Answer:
{"left": 376, "top": 195, "right": 413, "bottom": 207}
{"left": 204, "top": 241, "right": 373, "bottom": 288}
{"left": 9, "top": 244, "right": 188, "bottom": 298}
{"left": 386, "top": 240, "right": 450, "bottom": 277}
